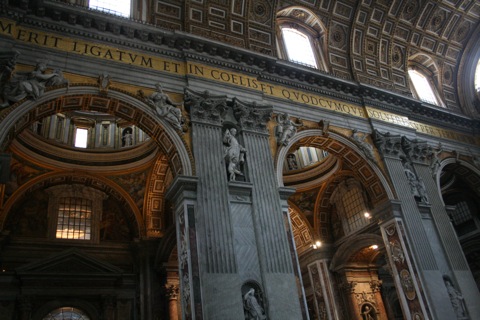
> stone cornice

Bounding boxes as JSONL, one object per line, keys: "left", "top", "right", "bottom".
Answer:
{"left": 3, "top": 0, "right": 480, "bottom": 133}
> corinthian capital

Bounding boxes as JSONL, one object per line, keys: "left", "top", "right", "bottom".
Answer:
{"left": 184, "top": 87, "right": 227, "bottom": 125}
{"left": 233, "top": 98, "right": 272, "bottom": 133}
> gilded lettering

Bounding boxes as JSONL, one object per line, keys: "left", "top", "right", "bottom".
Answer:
{"left": 141, "top": 57, "right": 152, "bottom": 68}
{"left": 16, "top": 29, "right": 26, "bottom": 41}
{"left": 103, "top": 49, "right": 114, "bottom": 59}
{"left": 189, "top": 64, "right": 204, "bottom": 75}
{"left": 27, "top": 31, "right": 39, "bottom": 44}
{"left": 128, "top": 53, "right": 138, "bottom": 63}
{"left": 0, "top": 20, "right": 13, "bottom": 34}
{"left": 90, "top": 45, "right": 101, "bottom": 56}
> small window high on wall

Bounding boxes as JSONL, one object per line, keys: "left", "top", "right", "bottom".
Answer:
{"left": 89, "top": 0, "right": 131, "bottom": 17}
{"left": 281, "top": 28, "right": 318, "bottom": 68}
{"left": 276, "top": 7, "right": 328, "bottom": 71}
{"left": 408, "top": 69, "right": 442, "bottom": 107}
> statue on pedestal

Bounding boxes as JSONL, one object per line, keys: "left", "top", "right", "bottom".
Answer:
{"left": 223, "top": 128, "right": 246, "bottom": 181}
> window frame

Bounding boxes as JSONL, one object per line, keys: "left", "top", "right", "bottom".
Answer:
{"left": 46, "top": 185, "right": 107, "bottom": 243}
{"left": 408, "top": 65, "right": 445, "bottom": 108}
{"left": 276, "top": 19, "right": 328, "bottom": 71}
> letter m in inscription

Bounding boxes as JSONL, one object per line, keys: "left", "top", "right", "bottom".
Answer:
{"left": 0, "top": 21, "right": 13, "bottom": 34}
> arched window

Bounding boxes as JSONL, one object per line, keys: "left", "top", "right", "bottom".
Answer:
{"left": 407, "top": 53, "right": 444, "bottom": 107}
{"left": 330, "top": 179, "right": 370, "bottom": 236}
{"left": 43, "top": 307, "right": 90, "bottom": 320}
{"left": 89, "top": 0, "right": 131, "bottom": 17}
{"left": 408, "top": 68, "right": 443, "bottom": 107}
{"left": 276, "top": 7, "right": 328, "bottom": 71}
{"left": 281, "top": 28, "right": 318, "bottom": 68}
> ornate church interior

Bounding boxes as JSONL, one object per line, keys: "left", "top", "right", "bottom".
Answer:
{"left": 0, "top": 0, "right": 480, "bottom": 319}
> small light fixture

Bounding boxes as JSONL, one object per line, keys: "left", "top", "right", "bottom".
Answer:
{"left": 370, "top": 244, "right": 378, "bottom": 250}
{"left": 364, "top": 212, "right": 371, "bottom": 219}
{"left": 312, "top": 240, "right": 322, "bottom": 249}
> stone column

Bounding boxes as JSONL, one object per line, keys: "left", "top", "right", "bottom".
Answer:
{"left": 307, "top": 259, "right": 341, "bottom": 320}
{"left": 177, "top": 89, "right": 304, "bottom": 320}
{"left": 337, "top": 278, "right": 359, "bottom": 319}
{"left": 165, "top": 175, "right": 201, "bottom": 320}
{"left": 166, "top": 284, "right": 180, "bottom": 320}
{"left": 233, "top": 98, "right": 304, "bottom": 320}
{"left": 373, "top": 131, "right": 480, "bottom": 319}
{"left": 370, "top": 280, "right": 388, "bottom": 320}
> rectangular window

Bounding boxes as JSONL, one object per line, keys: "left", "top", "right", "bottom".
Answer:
{"left": 75, "top": 128, "right": 88, "bottom": 148}
{"left": 343, "top": 188, "right": 368, "bottom": 233}
{"left": 56, "top": 197, "right": 92, "bottom": 240}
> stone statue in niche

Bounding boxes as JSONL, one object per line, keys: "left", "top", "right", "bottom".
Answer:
{"left": 351, "top": 129, "right": 376, "bottom": 163}
{"left": 361, "top": 304, "right": 376, "bottom": 320}
{"left": 443, "top": 276, "right": 468, "bottom": 319}
{"left": 1, "top": 62, "right": 68, "bottom": 107}
{"left": 243, "top": 288, "right": 266, "bottom": 320}
{"left": 286, "top": 153, "right": 298, "bottom": 170}
{"left": 122, "top": 128, "right": 133, "bottom": 147}
{"left": 146, "top": 83, "right": 184, "bottom": 132}
{"left": 402, "top": 157, "right": 429, "bottom": 203}
{"left": 223, "top": 128, "right": 246, "bottom": 181}
{"left": 275, "top": 113, "right": 303, "bottom": 146}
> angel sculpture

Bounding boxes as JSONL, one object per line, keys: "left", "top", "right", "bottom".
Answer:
{"left": 2, "top": 62, "right": 67, "bottom": 106}
{"left": 147, "top": 83, "right": 184, "bottom": 132}
{"left": 223, "top": 128, "right": 246, "bottom": 181}
{"left": 275, "top": 113, "right": 302, "bottom": 146}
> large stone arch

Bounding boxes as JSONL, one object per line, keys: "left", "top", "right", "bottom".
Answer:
{"left": 276, "top": 129, "right": 394, "bottom": 200}
{"left": 0, "top": 85, "right": 194, "bottom": 176}
{"left": 330, "top": 233, "right": 385, "bottom": 271}
{"left": 0, "top": 170, "right": 145, "bottom": 238}
{"left": 436, "top": 157, "right": 480, "bottom": 206}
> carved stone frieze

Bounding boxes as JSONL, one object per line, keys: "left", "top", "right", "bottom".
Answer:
{"left": 184, "top": 87, "right": 227, "bottom": 125}
{"left": 232, "top": 98, "right": 272, "bottom": 133}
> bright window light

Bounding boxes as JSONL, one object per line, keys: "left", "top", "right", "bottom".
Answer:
{"left": 408, "top": 69, "right": 439, "bottom": 106}
{"left": 475, "top": 59, "right": 480, "bottom": 92}
{"left": 282, "top": 28, "right": 317, "bottom": 68}
{"left": 89, "top": 0, "right": 131, "bottom": 17}
{"left": 75, "top": 128, "right": 88, "bottom": 148}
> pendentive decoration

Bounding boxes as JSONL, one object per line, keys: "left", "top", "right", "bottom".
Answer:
{"left": 275, "top": 112, "right": 303, "bottom": 146}
{"left": 141, "top": 83, "right": 185, "bottom": 133}
{"left": 351, "top": 129, "right": 376, "bottom": 163}
{"left": 1, "top": 54, "right": 68, "bottom": 108}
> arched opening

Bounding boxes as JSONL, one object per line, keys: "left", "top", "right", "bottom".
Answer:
{"left": 276, "top": 129, "right": 393, "bottom": 320}
{"left": 440, "top": 161, "right": 480, "bottom": 291}
{"left": 0, "top": 87, "right": 192, "bottom": 319}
